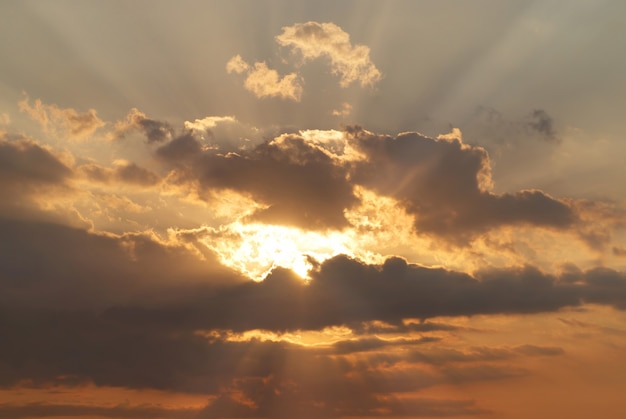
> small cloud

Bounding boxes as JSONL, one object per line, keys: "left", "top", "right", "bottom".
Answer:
{"left": 276, "top": 21, "right": 382, "bottom": 88}
{"left": 112, "top": 108, "right": 174, "bottom": 143}
{"left": 528, "top": 109, "right": 558, "bottom": 141}
{"left": 332, "top": 102, "right": 352, "bottom": 117}
{"left": 0, "top": 113, "right": 10, "bottom": 125}
{"left": 225, "top": 54, "right": 250, "bottom": 74}
{"left": 19, "top": 95, "right": 105, "bottom": 141}
{"left": 229, "top": 57, "right": 303, "bottom": 101}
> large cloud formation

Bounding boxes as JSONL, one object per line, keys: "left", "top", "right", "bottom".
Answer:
{"left": 2, "top": 99, "right": 626, "bottom": 418}
{"left": 152, "top": 124, "right": 576, "bottom": 244}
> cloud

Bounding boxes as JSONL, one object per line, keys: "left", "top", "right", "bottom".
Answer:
{"left": 18, "top": 95, "right": 105, "bottom": 141}
{"left": 225, "top": 54, "right": 250, "bottom": 74}
{"left": 226, "top": 22, "right": 381, "bottom": 102}
{"left": 113, "top": 108, "right": 174, "bottom": 143}
{"left": 156, "top": 132, "right": 358, "bottom": 230}
{"left": 0, "top": 134, "right": 75, "bottom": 221}
{"left": 528, "top": 109, "right": 558, "bottom": 141}
{"left": 276, "top": 22, "right": 382, "bottom": 88}
{"left": 347, "top": 127, "right": 576, "bottom": 243}
{"left": 331, "top": 102, "right": 352, "bottom": 117}
{"left": 78, "top": 160, "right": 160, "bottom": 187}
{"left": 0, "top": 403, "right": 197, "bottom": 419}
{"left": 226, "top": 56, "right": 303, "bottom": 101}
{"left": 183, "top": 115, "right": 264, "bottom": 152}
{"left": 0, "top": 214, "right": 623, "bottom": 417}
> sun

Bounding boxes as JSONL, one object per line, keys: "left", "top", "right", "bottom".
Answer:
{"left": 199, "top": 222, "right": 353, "bottom": 280}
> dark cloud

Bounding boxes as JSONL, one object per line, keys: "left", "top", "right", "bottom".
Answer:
{"left": 0, "top": 135, "right": 71, "bottom": 186}
{"left": 114, "top": 108, "right": 174, "bottom": 143}
{"left": 0, "top": 215, "right": 613, "bottom": 417}
{"left": 0, "top": 216, "right": 241, "bottom": 310}
{"left": 348, "top": 127, "right": 575, "bottom": 243}
{"left": 0, "top": 135, "right": 74, "bottom": 221}
{"left": 157, "top": 133, "right": 358, "bottom": 229}
{"left": 79, "top": 161, "right": 160, "bottom": 186}
{"left": 528, "top": 109, "right": 558, "bottom": 141}
{"left": 152, "top": 126, "right": 578, "bottom": 237}
{"left": 0, "top": 403, "right": 197, "bottom": 419}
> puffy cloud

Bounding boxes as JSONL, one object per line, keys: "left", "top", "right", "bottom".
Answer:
{"left": 276, "top": 21, "right": 382, "bottom": 88}
{"left": 183, "top": 115, "right": 263, "bottom": 152}
{"left": 347, "top": 127, "right": 576, "bottom": 243}
{"left": 18, "top": 96, "right": 105, "bottom": 141}
{"left": 157, "top": 132, "right": 358, "bottom": 230}
{"left": 227, "top": 56, "right": 303, "bottom": 101}
{"left": 225, "top": 54, "right": 250, "bottom": 74}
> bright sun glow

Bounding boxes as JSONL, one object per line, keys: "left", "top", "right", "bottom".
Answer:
{"left": 191, "top": 187, "right": 433, "bottom": 281}
{"left": 199, "top": 222, "right": 353, "bottom": 280}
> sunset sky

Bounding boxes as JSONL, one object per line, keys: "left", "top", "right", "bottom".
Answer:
{"left": 2, "top": 1, "right": 626, "bottom": 418}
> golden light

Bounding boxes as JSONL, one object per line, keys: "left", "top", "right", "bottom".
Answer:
{"left": 199, "top": 222, "right": 353, "bottom": 280}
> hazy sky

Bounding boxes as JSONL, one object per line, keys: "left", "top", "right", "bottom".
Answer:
{"left": 1, "top": 1, "right": 626, "bottom": 418}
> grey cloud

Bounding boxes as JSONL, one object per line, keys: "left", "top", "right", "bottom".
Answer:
{"left": 0, "top": 136, "right": 74, "bottom": 221}
{"left": 528, "top": 109, "right": 557, "bottom": 141}
{"left": 93, "top": 255, "right": 626, "bottom": 334}
{"left": 0, "top": 216, "right": 241, "bottom": 310}
{"left": 3, "top": 214, "right": 623, "bottom": 334}
{"left": 0, "top": 403, "right": 197, "bottom": 419}
{"left": 157, "top": 133, "right": 358, "bottom": 230}
{"left": 0, "top": 221, "right": 601, "bottom": 418}
{"left": 114, "top": 108, "right": 174, "bottom": 143}
{"left": 332, "top": 336, "right": 439, "bottom": 354}
{"left": 79, "top": 162, "right": 160, "bottom": 186}
{"left": 348, "top": 127, "right": 575, "bottom": 242}
{"left": 0, "top": 136, "right": 71, "bottom": 185}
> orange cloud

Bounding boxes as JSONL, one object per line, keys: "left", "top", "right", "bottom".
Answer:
{"left": 226, "top": 56, "right": 303, "bottom": 101}
{"left": 276, "top": 21, "right": 382, "bottom": 88}
{"left": 19, "top": 95, "right": 105, "bottom": 141}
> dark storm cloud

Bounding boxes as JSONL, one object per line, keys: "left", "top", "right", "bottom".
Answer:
{"left": 348, "top": 127, "right": 575, "bottom": 242}
{"left": 157, "top": 133, "right": 358, "bottom": 229}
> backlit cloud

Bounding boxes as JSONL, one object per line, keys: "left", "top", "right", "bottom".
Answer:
{"left": 276, "top": 21, "right": 382, "bottom": 87}
{"left": 3, "top": 7, "right": 626, "bottom": 417}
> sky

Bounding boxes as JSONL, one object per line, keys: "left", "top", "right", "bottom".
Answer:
{"left": 1, "top": 1, "right": 626, "bottom": 418}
